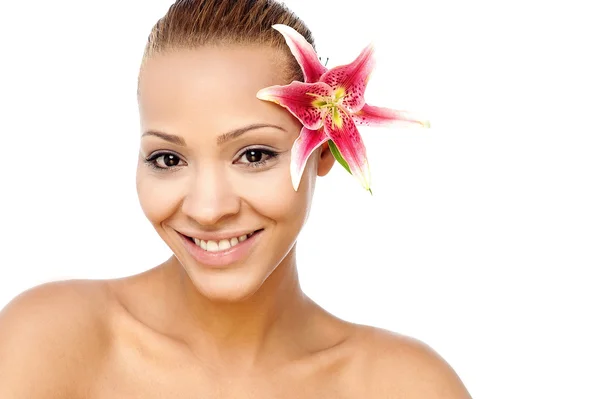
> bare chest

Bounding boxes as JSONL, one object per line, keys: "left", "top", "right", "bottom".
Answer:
{"left": 89, "top": 362, "right": 357, "bottom": 399}
{"left": 87, "top": 344, "right": 362, "bottom": 399}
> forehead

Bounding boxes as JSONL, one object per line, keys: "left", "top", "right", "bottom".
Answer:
{"left": 138, "top": 45, "right": 295, "bottom": 136}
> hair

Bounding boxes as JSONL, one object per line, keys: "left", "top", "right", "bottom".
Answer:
{"left": 140, "top": 0, "right": 316, "bottom": 83}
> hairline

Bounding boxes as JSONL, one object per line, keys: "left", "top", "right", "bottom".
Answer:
{"left": 137, "top": 42, "right": 301, "bottom": 97}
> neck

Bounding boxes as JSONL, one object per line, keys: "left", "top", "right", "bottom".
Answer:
{"left": 162, "top": 249, "right": 311, "bottom": 367}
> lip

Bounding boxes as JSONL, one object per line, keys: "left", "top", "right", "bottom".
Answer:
{"left": 177, "top": 229, "right": 263, "bottom": 268}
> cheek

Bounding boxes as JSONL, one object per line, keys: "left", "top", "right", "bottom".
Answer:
{"left": 136, "top": 166, "right": 184, "bottom": 225}
{"left": 234, "top": 158, "right": 317, "bottom": 225}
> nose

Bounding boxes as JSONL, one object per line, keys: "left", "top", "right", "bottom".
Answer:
{"left": 181, "top": 164, "right": 241, "bottom": 226}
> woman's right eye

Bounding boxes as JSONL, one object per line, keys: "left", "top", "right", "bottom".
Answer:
{"left": 145, "top": 152, "right": 186, "bottom": 170}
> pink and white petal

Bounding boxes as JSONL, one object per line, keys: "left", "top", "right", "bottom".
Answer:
{"left": 273, "top": 24, "right": 328, "bottom": 83}
{"left": 290, "top": 127, "right": 329, "bottom": 191}
{"left": 323, "top": 110, "right": 372, "bottom": 191}
{"left": 352, "top": 103, "right": 431, "bottom": 127}
{"left": 320, "top": 43, "right": 375, "bottom": 113}
{"left": 257, "top": 81, "right": 333, "bottom": 130}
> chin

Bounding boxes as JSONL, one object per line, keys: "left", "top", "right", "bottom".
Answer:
{"left": 158, "top": 224, "right": 299, "bottom": 303}
{"left": 182, "top": 259, "right": 274, "bottom": 303}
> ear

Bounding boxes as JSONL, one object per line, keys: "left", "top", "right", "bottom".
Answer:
{"left": 317, "top": 140, "right": 335, "bottom": 177}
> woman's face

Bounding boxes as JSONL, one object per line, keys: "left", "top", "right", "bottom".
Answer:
{"left": 136, "top": 46, "right": 333, "bottom": 302}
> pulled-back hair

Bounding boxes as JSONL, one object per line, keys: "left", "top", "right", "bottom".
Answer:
{"left": 141, "top": 0, "right": 316, "bottom": 82}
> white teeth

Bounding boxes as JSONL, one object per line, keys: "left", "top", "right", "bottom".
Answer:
{"left": 194, "top": 237, "right": 209, "bottom": 250}
{"left": 191, "top": 231, "right": 257, "bottom": 251}
{"left": 206, "top": 240, "right": 219, "bottom": 252}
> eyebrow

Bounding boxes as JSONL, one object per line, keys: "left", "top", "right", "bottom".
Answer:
{"left": 142, "top": 123, "right": 286, "bottom": 146}
{"left": 216, "top": 123, "right": 286, "bottom": 145}
{"left": 141, "top": 130, "right": 186, "bottom": 146}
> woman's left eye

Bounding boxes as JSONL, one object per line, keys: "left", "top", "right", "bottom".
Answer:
{"left": 237, "top": 148, "right": 279, "bottom": 167}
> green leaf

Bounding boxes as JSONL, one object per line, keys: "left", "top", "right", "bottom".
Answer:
{"left": 328, "top": 140, "right": 352, "bottom": 175}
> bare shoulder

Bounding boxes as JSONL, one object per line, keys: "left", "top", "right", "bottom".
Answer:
{"left": 349, "top": 325, "right": 472, "bottom": 399}
{"left": 0, "top": 280, "right": 115, "bottom": 398}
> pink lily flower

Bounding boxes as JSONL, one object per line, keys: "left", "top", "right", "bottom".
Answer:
{"left": 257, "top": 24, "right": 430, "bottom": 192}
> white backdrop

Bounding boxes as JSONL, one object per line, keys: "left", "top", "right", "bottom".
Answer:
{"left": 1, "top": 0, "right": 599, "bottom": 398}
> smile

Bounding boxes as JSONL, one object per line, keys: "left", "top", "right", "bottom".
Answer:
{"left": 178, "top": 229, "right": 264, "bottom": 268}
{"left": 191, "top": 231, "right": 257, "bottom": 252}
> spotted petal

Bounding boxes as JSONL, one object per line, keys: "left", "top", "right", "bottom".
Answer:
{"left": 352, "top": 103, "right": 431, "bottom": 128}
{"left": 323, "top": 109, "right": 371, "bottom": 191}
{"left": 289, "top": 127, "right": 329, "bottom": 191}
{"left": 273, "top": 24, "right": 328, "bottom": 83}
{"left": 320, "top": 44, "right": 375, "bottom": 113}
{"left": 257, "top": 81, "right": 333, "bottom": 130}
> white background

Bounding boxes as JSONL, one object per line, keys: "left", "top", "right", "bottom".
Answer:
{"left": 1, "top": 0, "right": 599, "bottom": 397}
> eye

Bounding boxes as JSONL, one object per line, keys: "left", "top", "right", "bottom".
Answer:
{"left": 145, "top": 152, "right": 186, "bottom": 170}
{"left": 237, "top": 148, "right": 279, "bottom": 167}
{"left": 244, "top": 149, "right": 267, "bottom": 163}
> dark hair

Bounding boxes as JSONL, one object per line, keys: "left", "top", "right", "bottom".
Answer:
{"left": 141, "top": 0, "right": 316, "bottom": 82}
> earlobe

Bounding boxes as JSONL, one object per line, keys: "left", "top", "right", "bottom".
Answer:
{"left": 317, "top": 141, "right": 335, "bottom": 177}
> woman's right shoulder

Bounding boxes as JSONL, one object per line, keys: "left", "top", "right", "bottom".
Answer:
{"left": 0, "top": 279, "right": 116, "bottom": 397}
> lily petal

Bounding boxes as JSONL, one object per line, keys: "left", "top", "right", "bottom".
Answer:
{"left": 257, "top": 81, "right": 333, "bottom": 130}
{"left": 320, "top": 44, "right": 375, "bottom": 113}
{"left": 273, "top": 24, "right": 328, "bottom": 83}
{"left": 290, "top": 127, "right": 329, "bottom": 191}
{"left": 352, "top": 103, "right": 431, "bottom": 128}
{"left": 323, "top": 109, "right": 371, "bottom": 191}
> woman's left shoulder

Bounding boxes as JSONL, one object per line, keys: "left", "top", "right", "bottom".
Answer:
{"left": 347, "top": 325, "right": 472, "bottom": 399}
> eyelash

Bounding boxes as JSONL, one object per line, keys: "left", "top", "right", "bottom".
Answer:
{"left": 143, "top": 148, "right": 280, "bottom": 171}
{"left": 144, "top": 151, "right": 185, "bottom": 171}
{"left": 236, "top": 147, "right": 280, "bottom": 168}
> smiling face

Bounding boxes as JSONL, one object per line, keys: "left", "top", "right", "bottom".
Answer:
{"left": 136, "top": 45, "right": 334, "bottom": 302}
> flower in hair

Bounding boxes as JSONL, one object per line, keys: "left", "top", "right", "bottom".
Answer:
{"left": 257, "top": 24, "right": 430, "bottom": 193}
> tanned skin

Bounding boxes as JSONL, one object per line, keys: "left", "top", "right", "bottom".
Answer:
{"left": 0, "top": 46, "right": 471, "bottom": 399}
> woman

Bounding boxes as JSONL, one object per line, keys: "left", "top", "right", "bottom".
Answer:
{"left": 0, "top": 0, "right": 471, "bottom": 397}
